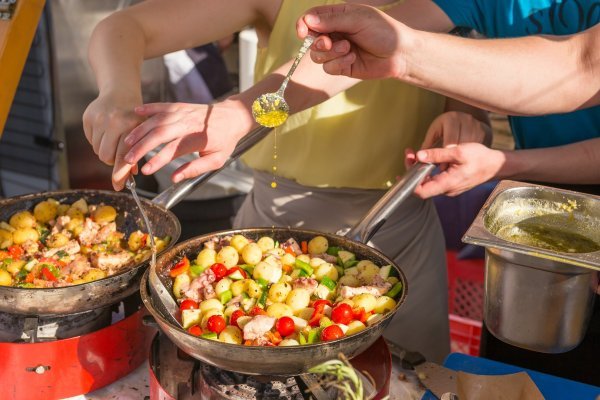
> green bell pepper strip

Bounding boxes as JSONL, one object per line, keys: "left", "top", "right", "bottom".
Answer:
{"left": 297, "top": 269, "right": 309, "bottom": 278}
{"left": 201, "top": 332, "right": 218, "bottom": 340}
{"left": 344, "top": 260, "right": 359, "bottom": 269}
{"left": 220, "top": 289, "right": 233, "bottom": 304}
{"left": 298, "top": 332, "right": 307, "bottom": 345}
{"left": 326, "top": 246, "right": 340, "bottom": 256}
{"left": 319, "top": 316, "right": 333, "bottom": 328}
{"left": 320, "top": 276, "right": 336, "bottom": 291}
{"left": 387, "top": 282, "right": 403, "bottom": 298}
{"left": 257, "top": 278, "right": 269, "bottom": 289}
{"left": 189, "top": 263, "right": 207, "bottom": 278}
{"left": 295, "top": 259, "right": 314, "bottom": 276}
{"left": 258, "top": 288, "right": 269, "bottom": 308}
{"left": 307, "top": 328, "right": 321, "bottom": 344}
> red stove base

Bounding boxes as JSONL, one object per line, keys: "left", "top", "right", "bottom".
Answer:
{"left": 149, "top": 334, "right": 391, "bottom": 400}
{"left": 0, "top": 309, "right": 155, "bottom": 400}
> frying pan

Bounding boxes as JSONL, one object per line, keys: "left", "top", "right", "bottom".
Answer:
{"left": 0, "top": 127, "right": 272, "bottom": 316}
{"left": 140, "top": 161, "right": 436, "bottom": 375}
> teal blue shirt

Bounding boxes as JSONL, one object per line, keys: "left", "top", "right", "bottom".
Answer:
{"left": 432, "top": 0, "right": 600, "bottom": 149}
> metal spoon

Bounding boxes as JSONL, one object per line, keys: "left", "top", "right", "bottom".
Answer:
{"left": 252, "top": 35, "right": 315, "bottom": 127}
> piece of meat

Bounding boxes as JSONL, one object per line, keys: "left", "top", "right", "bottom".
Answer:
{"left": 314, "top": 253, "right": 338, "bottom": 263}
{"left": 22, "top": 240, "right": 40, "bottom": 256}
{"left": 90, "top": 251, "right": 133, "bottom": 272}
{"left": 226, "top": 295, "right": 243, "bottom": 307}
{"left": 203, "top": 285, "right": 216, "bottom": 300}
{"left": 33, "top": 278, "right": 57, "bottom": 288}
{"left": 51, "top": 216, "right": 70, "bottom": 234}
{"left": 43, "top": 240, "right": 81, "bottom": 258}
{"left": 65, "top": 255, "right": 92, "bottom": 279}
{"left": 282, "top": 238, "right": 303, "bottom": 256}
{"left": 339, "top": 282, "right": 392, "bottom": 299}
{"left": 292, "top": 277, "right": 319, "bottom": 295}
{"left": 95, "top": 222, "right": 116, "bottom": 243}
{"left": 243, "top": 315, "right": 276, "bottom": 340}
{"left": 78, "top": 218, "right": 100, "bottom": 246}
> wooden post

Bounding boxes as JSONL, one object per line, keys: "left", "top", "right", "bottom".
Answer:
{"left": 0, "top": 0, "right": 46, "bottom": 137}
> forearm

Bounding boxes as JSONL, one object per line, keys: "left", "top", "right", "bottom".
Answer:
{"left": 497, "top": 138, "right": 600, "bottom": 184}
{"left": 402, "top": 26, "right": 600, "bottom": 115}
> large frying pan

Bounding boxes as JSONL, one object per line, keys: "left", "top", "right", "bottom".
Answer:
{"left": 141, "top": 161, "right": 436, "bottom": 375}
{"left": 0, "top": 127, "right": 272, "bottom": 316}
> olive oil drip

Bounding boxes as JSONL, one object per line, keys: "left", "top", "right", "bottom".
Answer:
{"left": 271, "top": 128, "right": 278, "bottom": 189}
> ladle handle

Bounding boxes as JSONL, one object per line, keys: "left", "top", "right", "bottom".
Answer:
{"left": 345, "top": 161, "right": 436, "bottom": 244}
{"left": 277, "top": 36, "right": 315, "bottom": 96}
{"left": 151, "top": 126, "right": 272, "bottom": 209}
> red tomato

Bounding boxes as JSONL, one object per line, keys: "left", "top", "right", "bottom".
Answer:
{"left": 275, "top": 316, "right": 295, "bottom": 337}
{"left": 187, "top": 325, "right": 203, "bottom": 336}
{"left": 312, "top": 299, "right": 332, "bottom": 312}
{"left": 170, "top": 257, "right": 190, "bottom": 277}
{"left": 207, "top": 315, "right": 226, "bottom": 334}
{"left": 249, "top": 306, "right": 268, "bottom": 316}
{"left": 321, "top": 325, "right": 344, "bottom": 341}
{"left": 225, "top": 266, "right": 247, "bottom": 279}
{"left": 210, "top": 263, "right": 228, "bottom": 280}
{"left": 331, "top": 303, "right": 353, "bottom": 325}
{"left": 229, "top": 309, "right": 246, "bottom": 328}
{"left": 352, "top": 307, "right": 368, "bottom": 323}
{"left": 7, "top": 245, "right": 24, "bottom": 259}
{"left": 179, "top": 299, "right": 199, "bottom": 311}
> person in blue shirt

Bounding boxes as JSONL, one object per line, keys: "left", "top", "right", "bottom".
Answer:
{"left": 297, "top": 1, "right": 600, "bottom": 385}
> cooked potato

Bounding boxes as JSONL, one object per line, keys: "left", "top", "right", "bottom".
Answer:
{"left": 256, "top": 236, "right": 275, "bottom": 252}
{"left": 346, "top": 320, "right": 367, "bottom": 335}
{"left": 309, "top": 257, "right": 325, "bottom": 268}
{"left": 337, "top": 299, "right": 355, "bottom": 308}
{"left": 241, "top": 243, "right": 262, "bottom": 265}
{"left": 295, "top": 307, "right": 315, "bottom": 320}
{"left": 266, "top": 302, "right": 294, "bottom": 318}
{"left": 296, "top": 254, "right": 310, "bottom": 264}
{"left": 230, "top": 234, "right": 250, "bottom": 253}
{"left": 196, "top": 248, "right": 217, "bottom": 268}
{"left": 286, "top": 288, "right": 311, "bottom": 311}
{"left": 6, "top": 259, "right": 25, "bottom": 275}
{"left": 253, "top": 261, "right": 282, "bottom": 283}
{"left": 268, "top": 282, "right": 292, "bottom": 303}
{"left": 0, "top": 229, "right": 13, "bottom": 249}
{"left": 352, "top": 293, "right": 377, "bottom": 313}
{"left": 0, "top": 270, "right": 13, "bottom": 286}
{"left": 181, "top": 309, "right": 202, "bottom": 329}
{"left": 200, "top": 298, "right": 224, "bottom": 314}
{"left": 246, "top": 279, "right": 262, "bottom": 298}
{"left": 214, "top": 277, "right": 232, "bottom": 297}
{"left": 128, "top": 231, "right": 145, "bottom": 251}
{"left": 338, "top": 275, "right": 360, "bottom": 287}
{"left": 9, "top": 211, "right": 36, "bottom": 229}
{"left": 357, "top": 261, "right": 380, "bottom": 283}
{"left": 173, "top": 273, "right": 191, "bottom": 299}
{"left": 374, "top": 296, "right": 397, "bottom": 314}
{"left": 57, "top": 204, "right": 70, "bottom": 216}
{"left": 281, "top": 253, "right": 295, "bottom": 266}
{"left": 279, "top": 338, "right": 300, "bottom": 346}
{"left": 216, "top": 246, "right": 239, "bottom": 268}
{"left": 219, "top": 325, "right": 243, "bottom": 344}
{"left": 66, "top": 207, "right": 84, "bottom": 221}
{"left": 265, "top": 247, "right": 285, "bottom": 257}
{"left": 47, "top": 233, "right": 69, "bottom": 248}
{"left": 93, "top": 205, "right": 117, "bottom": 224}
{"left": 314, "top": 262, "right": 338, "bottom": 281}
{"left": 231, "top": 279, "right": 247, "bottom": 296}
{"left": 33, "top": 201, "right": 58, "bottom": 223}
{"left": 308, "top": 235, "right": 328, "bottom": 255}
{"left": 13, "top": 228, "right": 39, "bottom": 244}
{"left": 71, "top": 198, "right": 89, "bottom": 214}
{"left": 263, "top": 255, "right": 281, "bottom": 268}
{"left": 387, "top": 276, "right": 399, "bottom": 285}
{"left": 224, "top": 304, "right": 241, "bottom": 318}
{"left": 82, "top": 268, "right": 107, "bottom": 282}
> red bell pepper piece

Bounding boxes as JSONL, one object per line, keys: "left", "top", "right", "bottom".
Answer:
{"left": 225, "top": 266, "right": 247, "bottom": 279}
{"left": 300, "top": 241, "right": 308, "bottom": 254}
{"left": 169, "top": 257, "right": 190, "bottom": 277}
{"left": 7, "top": 245, "right": 24, "bottom": 259}
{"left": 140, "top": 234, "right": 149, "bottom": 248}
{"left": 249, "top": 306, "right": 267, "bottom": 316}
{"left": 41, "top": 267, "right": 58, "bottom": 282}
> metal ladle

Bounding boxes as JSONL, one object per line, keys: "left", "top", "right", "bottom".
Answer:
{"left": 252, "top": 35, "right": 315, "bottom": 128}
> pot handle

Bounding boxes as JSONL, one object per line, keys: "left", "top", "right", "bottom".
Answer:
{"left": 151, "top": 126, "right": 272, "bottom": 209}
{"left": 345, "top": 161, "right": 436, "bottom": 244}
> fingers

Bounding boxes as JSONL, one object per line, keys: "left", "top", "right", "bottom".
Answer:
{"left": 171, "top": 152, "right": 227, "bottom": 183}
{"left": 112, "top": 136, "right": 135, "bottom": 191}
{"left": 124, "top": 118, "right": 194, "bottom": 165}
{"left": 301, "top": 4, "right": 363, "bottom": 35}
{"left": 134, "top": 102, "right": 181, "bottom": 116}
{"left": 404, "top": 148, "right": 416, "bottom": 169}
{"left": 413, "top": 171, "right": 461, "bottom": 199}
{"left": 140, "top": 137, "right": 194, "bottom": 176}
{"left": 416, "top": 147, "right": 461, "bottom": 165}
{"left": 320, "top": 53, "right": 356, "bottom": 76}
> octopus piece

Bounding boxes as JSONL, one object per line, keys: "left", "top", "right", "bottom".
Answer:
{"left": 78, "top": 218, "right": 100, "bottom": 246}
{"left": 314, "top": 253, "right": 338, "bottom": 264}
{"left": 243, "top": 315, "right": 276, "bottom": 341}
{"left": 51, "top": 215, "right": 71, "bottom": 234}
{"left": 292, "top": 277, "right": 319, "bottom": 295}
{"left": 226, "top": 295, "right": 244, "bottom": 307}
{"left": 203, "top": 284, "right": 216, "bottom": 300}
{"left": 90, "top": 251, "right": 133, "bottom": 272}
{"left": 183, "top": 269, "right": 216, "bottom": 303}
{"left": 281, "top": 238, "right": 303, "bottom": 256}
{"left": 43, "top": 240, "right": 81, "bottom": 258}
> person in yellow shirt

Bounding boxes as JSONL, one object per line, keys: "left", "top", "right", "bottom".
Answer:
{"left": 84, "top": 0, "right": 489, "bottom": 362}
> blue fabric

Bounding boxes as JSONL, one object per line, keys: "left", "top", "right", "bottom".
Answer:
{"left": 432, "top": 0, "right": 600, "bottom": 149}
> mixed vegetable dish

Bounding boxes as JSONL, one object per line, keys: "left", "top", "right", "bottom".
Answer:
{"left": 0, "top": 198, "right": 170, "bottom": 288}
{"left": 169, "top": 234, "right": 403, "bottom": 346}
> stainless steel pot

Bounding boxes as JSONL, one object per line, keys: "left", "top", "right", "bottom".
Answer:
{"left": 141, "top": 161, "right": 436, "bottom": 375}
{"left": 0, "top": 127, "right": 272, "bottom": 316}
{"left": 464, "top": 180, "right": 600, "bottom": 353}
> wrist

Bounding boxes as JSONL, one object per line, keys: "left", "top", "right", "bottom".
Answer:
{"left": 495, "top": 150, "right": 520, "bottom": 180}
{"left": 396, "top": 26, "right": 421, "bottom": 82}
{"left": 221, "top": 96, "right": 258, "bottom": 140}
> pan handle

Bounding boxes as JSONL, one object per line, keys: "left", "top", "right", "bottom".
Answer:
{"left": 345, "top": 161, "right": 436, "bottom": 244}
{"left": 151, "top": 126, "right": 272, "bottom": 209}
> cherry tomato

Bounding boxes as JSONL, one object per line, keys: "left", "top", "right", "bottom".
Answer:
{"left": 187, "top": 325, "right": 203, "bottom": 336}
{"left": 210, "top": 263, "right": 228, "bottom": 280}
{"left": 207, "top": 315, "right": 226, "bottom": 334}
{"left": 179, "top": 299, "right": 199, "bottom": 311}
{"left": 249, "top": 306, "right": 268, "bottom": 316}
{"left": 275, "top": 316, "right": 295, "bottom": 337}
{"left": 230, "top": 309, "right": 246, "bottom": 328}
{"left": 321, "top": 325, "right": 344, "bottom": 341}
{"left": 331, "top": 303, "right": 353, "bottom": 325}
{"left": 170, "top": 257, "right": 190, "bottom": 277}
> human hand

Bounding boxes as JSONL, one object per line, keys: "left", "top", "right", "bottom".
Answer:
{"left": 407, "top": 143, "right": 505, "bottom": 199}
{"left": 83, "top": 91, "right": 144, "bottom": 191}
{"left": 421, "top": 111, "right": 492, "bottom": 150}
{"left": 122, "top": 100, "right": 252, "bottom": 184}
{"left": 296, "top": 4, "right": 411, "bottom": 80}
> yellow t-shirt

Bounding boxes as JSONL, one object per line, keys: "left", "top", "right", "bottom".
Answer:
{"left": 242, "top": 0, "right": 445, "bottom": 189}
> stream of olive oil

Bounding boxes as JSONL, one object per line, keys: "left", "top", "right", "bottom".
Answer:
{"left": 271, "top": 129, "right": 278, "bottom": 189}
